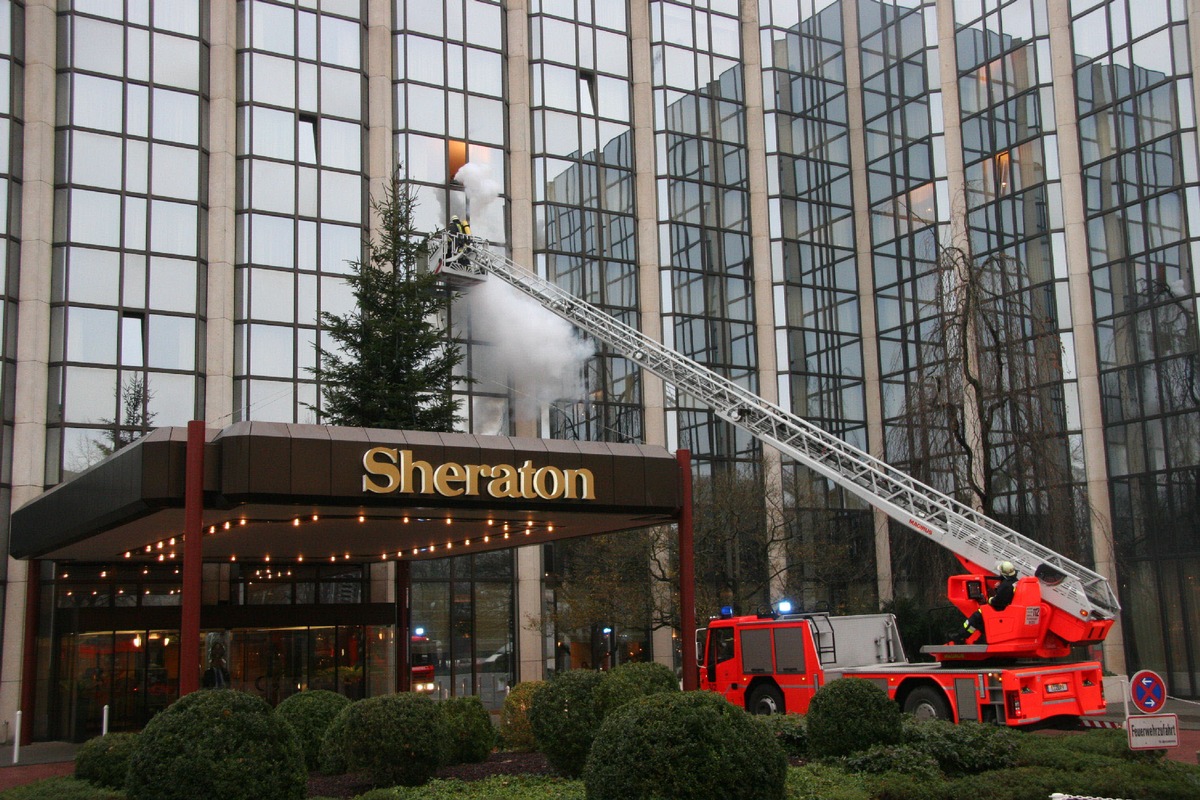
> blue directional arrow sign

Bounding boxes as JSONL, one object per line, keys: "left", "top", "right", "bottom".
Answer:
{"left": 1130, "top": 670, "right": 1167, "bottom": 714}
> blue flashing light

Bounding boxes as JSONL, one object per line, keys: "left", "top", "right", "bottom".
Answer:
{"left": 602, "top": 627, "right": 613, "bottom": 635}
{"left": 719, "top": 605, "right": 734, "bottom": 618}
{"left": 414, "top": 627, "right": 425, "bottom": 637}
{"left": 777, "top": 600, "right": 794, "bottom": 615}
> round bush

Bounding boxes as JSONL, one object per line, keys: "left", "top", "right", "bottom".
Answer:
{"left": 806, "top": 678, "right": 901, "bottom": 759}
{"left": 318, "top": 701, "right": 355, "bottom": 775}
{"left": 500, "top": 680, "right": 544, "bottom": 751}
{"left": 528, "top": 670, "right": 604, "bottom": 778}
{"left": 583, "top": 691, "right": 787, "bottom": 800}
{"left": 754, "top": 712, "right": 808, "bottom": 758}
{"left": 74, "top": 732, "right": 138, "bottom": 790}
{"left": 440, "top": 695, "right": 496, "bottom": 764}
{"left": 125, "top": 689, "right": 306, "bottom": 800}
{"left": 594, "top": 661, "right": 679, "bottom": 719}
{"left": 275, "top": 690, "right": 352, "bottom": 771}
{"left": 342, "top": 693, "right": 449, "bottom": 787}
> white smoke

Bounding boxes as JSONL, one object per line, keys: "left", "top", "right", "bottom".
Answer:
{"left": 454, "top": 162, "right": 502, "bottom": 239}
{"left": 466, "top": 277, "right": 595, "bottom": 422}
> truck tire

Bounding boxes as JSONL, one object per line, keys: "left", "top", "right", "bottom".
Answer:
{"left": 747, "top": 684, "right": 784, "bottom": 715}
{"left": 903, "top": 686, "right": 952, "bottom": 721}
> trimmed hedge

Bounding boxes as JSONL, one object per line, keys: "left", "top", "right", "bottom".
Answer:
{"left": 755, "top": 712, "right": 808, "bottom": 758}
{"left": 872, "top": 761, "right": 1200, "bottom": 800}
{"left": 348, "top": 777, "right": 585, "bottom": 800}
{"left": 275, "top": 690, "right": 352, "bottom": 771}
{"left": 528, "top": 670, "right": 604, "bottom": 778}
{"left": 318, "top": 701, "right": 356, "bottom": 775}
{"left": 582, "top": 691, "right": 788, "bottom": 800}
{"left": 440, "top": 696, "right": 496, "bottom": 764}
{"left": 900, "top": 717, "right": 1018, "bottom": 776}
{"left": 0, "top": 776, "right": 125, "bottom": 800}
{"left": 1016, "top": 727, "right": 1163, "bottom": 766}
{"left": 349, "top": 775, "right": 587, "bottom": 799}
{"left": 124, "top": 689, "right": 306, "bottom": 800}
{"left": 342, "top": 692, "right": 449, "bottom": 787}
{"left": 74, "top": 732, "right": 138, "bottom": 790}
{"left": 840, "top": 743, "right": 940, "bottom": 781}
{"left": 593, "top": 661, "right": 679, "bottom": 719}
{"left": 806, "top": 678, "right": 901, "bottom": 759}
{"left": 785, "top": 764, "right": 873, "bottom": 800}
{"left": 499, "top": 681, "right": 543, "bottom": 751}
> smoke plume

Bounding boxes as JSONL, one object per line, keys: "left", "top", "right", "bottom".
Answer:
{"left": 466, "top": 277, "right": 595, "bottom": 423}
{"left": 454, "top": 162, "right": 502, "bottom": 239}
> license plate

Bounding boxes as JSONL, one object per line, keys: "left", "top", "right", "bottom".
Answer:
{"left": 1046, "top": 682, "right": 1069, "bottom": 694}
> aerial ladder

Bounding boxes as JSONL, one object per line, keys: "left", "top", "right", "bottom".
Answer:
{"left": 429, "top": 232, "right": 1119, "bottom": 662}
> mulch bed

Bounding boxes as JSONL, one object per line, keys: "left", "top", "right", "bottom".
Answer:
{"left": 307, "top": 751, "right": 552, "bottom": 798}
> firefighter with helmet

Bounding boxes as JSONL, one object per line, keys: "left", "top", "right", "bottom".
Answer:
{"left": 448, "top": 215, "right": 471, "bottom": 264}
{"left": 950, "top": 560, "right": 1017, "bottom": 645}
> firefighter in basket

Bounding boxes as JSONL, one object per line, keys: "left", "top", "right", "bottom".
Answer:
{"left": 448, "top": 215, "right": 472, "bottom": 264}
{"left": 949, "top": 560, "right": 1018, "bottom": 645}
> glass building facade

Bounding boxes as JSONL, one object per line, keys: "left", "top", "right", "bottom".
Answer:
{"left": 2, "top": 0, "right": 1200, "bottom": 739}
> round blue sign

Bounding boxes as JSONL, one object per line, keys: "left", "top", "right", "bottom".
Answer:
{"left": 1130, "top": 669, "right": 1167, "bottom": 714}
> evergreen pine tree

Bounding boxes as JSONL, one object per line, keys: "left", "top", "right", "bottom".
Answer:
{"left": 312, "top": 176, "right": 465, "bottom": 431}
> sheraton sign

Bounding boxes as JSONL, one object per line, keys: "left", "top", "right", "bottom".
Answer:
{"left": 362, "top": 447, "right": 597, "bottom": 501}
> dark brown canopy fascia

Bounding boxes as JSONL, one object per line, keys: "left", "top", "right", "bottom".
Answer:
{"left": 11, "top": 422, "right": 682, "bottom": 563}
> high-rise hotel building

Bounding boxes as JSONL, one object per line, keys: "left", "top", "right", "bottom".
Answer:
{"left": 0, "top": 0, "right": 1196, "bottom": 739}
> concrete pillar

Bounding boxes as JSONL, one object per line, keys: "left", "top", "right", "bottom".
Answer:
{"left": 503, "top": 1, "right": 546, "bottom": 684}
{"left": 627, "top": 0, "right": 679, "bottom": 669}
{"left": 1046, "top": 0, "right": 1125, "bottom": 673}
{"left": 204, "top": 0, "right": 237, "bottom": 426}
{"left": 367, "top": 0, "right": 395, "bottom": 222}
{"left": 843, "top": 0, "right": 894, "bottom": 605}
{"left": 738, "top": 0, "right": 788, "bottom": 603}
{"left": 2, "top": 0, "right": 56, "bottom": 742}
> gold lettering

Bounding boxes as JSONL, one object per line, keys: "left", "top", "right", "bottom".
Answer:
{"left": 464, "top": 464, "right": 486, "bottom": 496}
{"left": 533, "top": 466, "right": 564, "bottom": 499}
{"left": 363, "top": 447, "right": 400, "bottom": 493}
{"left": 362, "top": 450, "right": 595, "bottom": 501}
{"left": 518, "top": 460, "right": 538, "bottom": 499}
{"left": 563, "top": 468, "right": 596, "bottom": 500}
{"left": 433, "top": 462, "right": 466, "bottom": 496}
{"left": 399, "top": 449, "right": 435, "bottom": 494}
{"left": 487, "top": 463, "right": 521, "bottom": 498}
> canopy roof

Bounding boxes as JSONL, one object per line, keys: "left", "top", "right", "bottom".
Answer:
{"left": 11, "top": 423, "right": 682, "bottom": 563}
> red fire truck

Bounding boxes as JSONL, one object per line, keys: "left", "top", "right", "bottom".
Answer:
{"left": 411, "top": 631, "right": 437, "bottom": 693}
{"left": 698, "top": 568, "right": 1111, "bottom": 726}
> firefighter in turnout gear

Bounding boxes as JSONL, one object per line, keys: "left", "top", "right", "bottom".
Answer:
{"left": 950, "top": 561, "right": 1018, "bottom": 645}
{"left": 448, "top": 215, "right": 471, "bottom": 265}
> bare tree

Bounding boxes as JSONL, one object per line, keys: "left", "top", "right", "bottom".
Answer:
{"left": 779, "top": 470, "right": 879, "bottom": 615}
{"left": 540, "top": 530, "right": 657, "bottom": 669}
{"left": 543, "top": 462, "right": 798, "bottom": 665}
{"left": 885, "top": 246, "right": 1091, "bottom": 604}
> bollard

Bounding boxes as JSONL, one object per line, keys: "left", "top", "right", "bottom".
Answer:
{"left": 12, "top": 710, "right": 20, "bottom": 765}
{"left": 102, "top": 704, "right": 110, "bottom": 736}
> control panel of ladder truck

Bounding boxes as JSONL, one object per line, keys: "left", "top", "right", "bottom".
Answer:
{"left": 428, "top": 229, "right": 1119, "bottom": 727}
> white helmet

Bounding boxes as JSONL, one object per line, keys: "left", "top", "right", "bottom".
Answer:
{"left": 997, "top": 561, "right": 1016, "bottom": 577}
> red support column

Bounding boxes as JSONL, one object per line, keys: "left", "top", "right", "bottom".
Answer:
{"left": 396, "top": 559, "right": 412, "bottom": 693}
{"left": 677, "top": 449, "right": 697, "bottom": 691}
{"left": 180, "top": 420, "right": 205, "bottom": 695}
{"left": 19, "top": 560, "right": 40, "bottom": 744}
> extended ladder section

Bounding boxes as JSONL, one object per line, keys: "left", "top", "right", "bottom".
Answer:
{"left": 434, "top": 234, "right": 1121, "bottom": 631}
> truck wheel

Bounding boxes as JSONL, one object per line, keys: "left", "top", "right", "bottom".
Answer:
{"left": 747, "top": 684, "right": 784, "bottom": 715}
{"left": 903, "top": 686, "right": 952, "bottom": 721}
